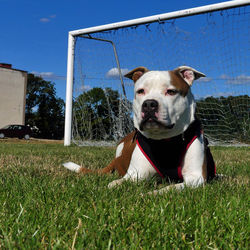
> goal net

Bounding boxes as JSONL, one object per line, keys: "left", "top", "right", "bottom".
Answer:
{"left": 66, "top": 1, "right": 250, "bottom": 146}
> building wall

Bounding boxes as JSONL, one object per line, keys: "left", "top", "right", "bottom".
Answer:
{"left": 0, "top": 66, "right": 27, "bottom": 128}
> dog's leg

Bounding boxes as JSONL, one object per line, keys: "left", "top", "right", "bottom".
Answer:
{"left": 149, "top": 136, "right": 206, "bottom": 195}
{"left": 181, "top": 135, "right": 206, "bottom": 186}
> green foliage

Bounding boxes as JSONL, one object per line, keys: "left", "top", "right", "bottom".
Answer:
{"left": 73, "top": 87, "right": 132, "bottom": 140}
{"left": 196, "top": 95, "right": 250, "bottom": 143}
{"left": 0, "top": 142, "right": 249, "bottom": 248}
{"left": 73, "top": 89, "right": 249, "bottom": 143}
{"left": 26, "top": 74, "right": 65, "bottom": 139}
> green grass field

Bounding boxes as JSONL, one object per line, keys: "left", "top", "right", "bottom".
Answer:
{"left": 0, "top": 139, "right": 249, "bottom": 249}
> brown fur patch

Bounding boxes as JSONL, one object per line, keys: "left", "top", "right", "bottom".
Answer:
{"left": 111, "top": 131, "right": 137, "bottom": 176}
{"left": 79, "top": 131, "right": 137, "bottom": 176}
{"left": 169, "top": 70, "right": 190, "bottom": 97}
{"left": 124, "top": 67, "right": 149, "bottom": 83}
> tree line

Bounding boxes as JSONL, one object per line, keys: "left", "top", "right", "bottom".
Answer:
{"left": 25, "top": 74, "right": 64, "bottom": 139}
{"left": 25, "top": 74, "right": 249, "bottom": 143}
{"left": 196, "top": 95, "right": 249, "bottom": 143}
{"left": 73, "top": 87, "right": 132, "bottom": 141}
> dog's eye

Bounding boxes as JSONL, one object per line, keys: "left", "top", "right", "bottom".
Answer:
{"left": 136, "top": 89, "right": 145, "bottom": 95}
{"left": 166, "top": 89, "right": 178, "bottom": 96}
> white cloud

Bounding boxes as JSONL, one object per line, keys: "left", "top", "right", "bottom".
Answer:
{"left": 40, "top": 14, "right": 56, "bottom": 23}
{"left": 40, "top": 18, "right": 50, "bottom": 23}
{"left": 74, "top": 85, "right": 92, "bottom": 95}
{"left": 106, "top": 67, "right": 129, "bottom": 79}
{"left": 196, "top": 77, "right": 213, "bottom": 83}
{"left": 31, "top": 71, "right": 65, "bottom": 81}
{"left": 220, "top": 74, "right": 250, "bottom": 85}
{"left": 80, "top": 85, "right": 91, "bottom": 91}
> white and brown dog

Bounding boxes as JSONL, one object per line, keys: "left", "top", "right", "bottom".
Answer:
{"left": 64, "top": 66, "right": 216, "bottom": 194}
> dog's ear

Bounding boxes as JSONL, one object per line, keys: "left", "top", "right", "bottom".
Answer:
{"left": 174, "top": 66, "right": 206, "bottom": 86}
{"left": 124, "top": 67, "right": 149, "bottom": 83}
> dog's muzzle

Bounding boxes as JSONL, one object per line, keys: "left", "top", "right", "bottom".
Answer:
{"left": 140, "top": 99, "right": 175, "bottom": 131}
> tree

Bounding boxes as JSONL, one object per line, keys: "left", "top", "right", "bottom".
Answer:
{"left": 73, "top": 87, "right": 132, "bottom": 140}
{"left": 25, "top": 74, "right": 65, "bottom": 139}
{"left": 196, "top": 95, "right": 250, "bottom": 143}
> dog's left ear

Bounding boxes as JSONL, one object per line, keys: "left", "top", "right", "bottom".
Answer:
{"left": 174, "top": 66, "right": 206, "bottom": 86}
{"left": 124, "top": 66, "right": 149, "bottom": 83}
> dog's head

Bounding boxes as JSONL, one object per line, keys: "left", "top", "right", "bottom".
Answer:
{"left": 125, "top": 66, "right": 205, "bottom": 139}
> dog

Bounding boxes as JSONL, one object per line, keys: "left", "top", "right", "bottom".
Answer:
{"left": 63, "top": 66, "right": 216, "bottom": 194}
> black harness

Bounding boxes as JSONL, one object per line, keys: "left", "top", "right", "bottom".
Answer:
{"left": 136, "top": 120, "right": 216, "bottom": 182}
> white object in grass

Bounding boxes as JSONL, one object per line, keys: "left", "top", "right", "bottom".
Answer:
{"left": 63, "top": 162, "right": 81, "bottom": 173}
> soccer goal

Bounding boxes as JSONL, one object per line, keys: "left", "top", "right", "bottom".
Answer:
{"left": 64, "top": 0, "right": 250, "bottom": 146}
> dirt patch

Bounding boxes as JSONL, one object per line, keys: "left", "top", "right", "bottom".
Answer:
{"left": 0, "top": 138, "right": 63, "bottom": 144}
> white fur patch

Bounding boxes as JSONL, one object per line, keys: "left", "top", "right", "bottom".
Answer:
{"left": 63, "top": 162, "right": 81, "bottom": 173}
{"left": 181, "top": 135, "right": 205, "bottom": 187}
{"left": 116, "top": 142, "right": 124, "bottom": 158}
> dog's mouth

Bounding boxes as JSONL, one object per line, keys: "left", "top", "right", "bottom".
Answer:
{"left": 139, "top": 113, "right": 175, "bottom": 131}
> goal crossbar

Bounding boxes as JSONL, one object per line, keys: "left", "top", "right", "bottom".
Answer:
{"left": 70, "top": 0, "right": 249, "bottom": 36}
{"left": 64, "top": 0, "right": 250, "bottom": 146}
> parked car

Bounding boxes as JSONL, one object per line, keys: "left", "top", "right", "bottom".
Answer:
{"left": 0, "top": 125, "right": 32, "bottom": 140}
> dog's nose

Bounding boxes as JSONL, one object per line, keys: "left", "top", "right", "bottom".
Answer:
{"left": 142, "top": 99, "right": 159, "bottom": 113}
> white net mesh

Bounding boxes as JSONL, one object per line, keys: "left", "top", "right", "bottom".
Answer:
{"left": 72, "top": 5, "right": 250, "bottom": 146}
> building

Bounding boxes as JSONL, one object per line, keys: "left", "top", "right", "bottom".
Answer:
{"left": 0, "top": 63, "right": 27, "bottom": 128}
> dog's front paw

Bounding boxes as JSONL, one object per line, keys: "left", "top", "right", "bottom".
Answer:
{"left": 108, "top": 178, "right": 125, "bottom": 188}
{"left": 147, "top": 186, "right": 171, "bottom": 195}
{"left": 147, "top": 183, "right": 185, "bottom": 195}
{"left": 147, "top": 190, "right": 160, "bottom": 195}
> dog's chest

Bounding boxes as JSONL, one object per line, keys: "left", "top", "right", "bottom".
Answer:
{"left": 136, "top": 133, "right": 186, "bottom": 180}
{"left": 136, "top": 121, "right": 201, "bottom": 181}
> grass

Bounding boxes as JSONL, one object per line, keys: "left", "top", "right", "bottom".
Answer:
{"left": 0, "top": 139, "right": 249, "bottom": 249}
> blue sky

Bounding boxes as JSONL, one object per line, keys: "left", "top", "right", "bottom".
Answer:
{"left": 2, "top": 0, "right": 241, "bottom": 101}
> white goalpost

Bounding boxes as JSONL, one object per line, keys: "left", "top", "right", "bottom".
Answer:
{"left": 64, "top": 0, "right": 250, "bottom": 146}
